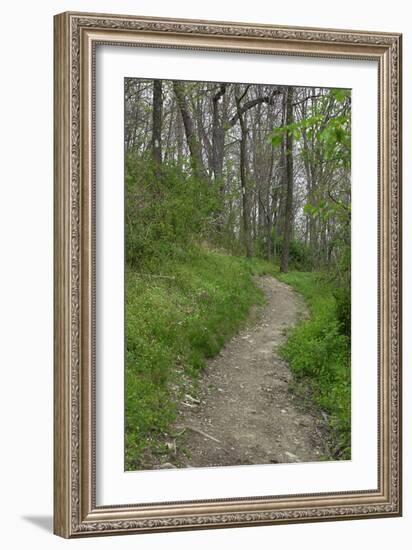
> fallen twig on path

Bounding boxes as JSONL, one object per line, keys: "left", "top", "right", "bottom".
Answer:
{"left": 186, "top": 426, "right": 220, "bottom": 443}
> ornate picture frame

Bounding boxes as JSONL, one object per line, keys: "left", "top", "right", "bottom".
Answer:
{"left": 53, "top": 11, "right": 402, "bottom": 538}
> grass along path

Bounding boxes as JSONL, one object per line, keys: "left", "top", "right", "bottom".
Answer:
{"left": 277, "top": 272, "right": 351, "bottom": 459}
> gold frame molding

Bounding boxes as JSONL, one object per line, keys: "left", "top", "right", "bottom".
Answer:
{"left": 53, "top": 11, "right": 402, "bottom": 538}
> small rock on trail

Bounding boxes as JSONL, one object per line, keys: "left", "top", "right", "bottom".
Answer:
{"left": 170, "top": 275, "right": 328, "bottom": 469}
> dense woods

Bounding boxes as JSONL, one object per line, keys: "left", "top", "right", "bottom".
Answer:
{"left": 125, "top": 79, "right": 350, "bottom": 275}
{"left": 125, "top": 78, "right": 351, "bottom": 469}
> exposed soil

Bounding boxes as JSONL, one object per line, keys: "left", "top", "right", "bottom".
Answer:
{"left": 156, "top": 276, "right": 328, "bottom": 469}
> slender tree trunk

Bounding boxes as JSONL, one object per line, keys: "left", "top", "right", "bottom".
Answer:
{"left": 211, "top": 84, "right": 228, "bottom": 232}
{"left": 194, "top": 92, "right": 213, "bottom": 174}
{"left": 266, "top": 143, "right": 275, "bottom": 261}
{"left": 163, "top": 98, "right": 175, "bottom": 163}
{"left": 173, "top": 81, "right": 207, "bottom": 180}
{"left": 175, "top": 109, "right": 184, "bottom": 166}
{"left": 212, "top": 84, "right": 227, "bottom": 186}
{"left": 280, "top": 87, "right": 294, "bottom": 273}
{"left": 236, "top": 88, "right": 253, "bottom": 258}
{"left": 151, "top": 80, "right": 163, "bottom": 174}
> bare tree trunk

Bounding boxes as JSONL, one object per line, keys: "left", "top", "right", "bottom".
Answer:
{"left": 173, "top": 81, "right": 207, "bottom": 180}
{"left": 194, "top": 90, "right": 213, "bottom": 174}
{"left": 236, "top": 87, "right": 253, "bottom": 258}
{"left": 280, "top": 87, "right": 294, "bottom": 273}
{"left": 211, "top": 84, "right": 228, "bottom": 232}
{"left": 163, "top": 98, "right": 175, "bottom": 163}
{"left": 212, "top": 84, "right": 227, "bottom": 186}
{"left": 151, "top": 80, "right": 163, "bottom": 174}
{"left": 265, "top": 154, "right": 275, "bottom": 261}
{"left": 175, "top": 109, "right": 184, "bottom": 166}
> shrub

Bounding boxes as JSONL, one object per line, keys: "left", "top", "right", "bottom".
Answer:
{"left": 275, "top": 238, "right": 314, "bottom": 271}
{"left": 125, "top": 153, "right": 219, "bottom": 270}
{"left": 333, "top": 284, "right": 351, "bottom": 339}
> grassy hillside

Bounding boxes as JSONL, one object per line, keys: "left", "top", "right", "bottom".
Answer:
{"left": 125, "top": 249, "right": 276, "bottom": 469}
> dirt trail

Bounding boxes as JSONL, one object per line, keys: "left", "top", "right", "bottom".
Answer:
{"left": 169, "top": 276, "right": 328, "bottom": 468}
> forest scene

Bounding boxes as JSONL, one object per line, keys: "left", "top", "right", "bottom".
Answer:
{"left": 124, "top": 78, "right": 351, "bottom": 471}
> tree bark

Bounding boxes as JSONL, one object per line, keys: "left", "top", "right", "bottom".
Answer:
{"left": 175, "top": 108, "right": 184, "bottom": 166}
{"left": 151, "top": 80, "right": 163, "bottom": 174}
{"left": 212, "top": 84, "right": 227, "bottom": 185}
{"left": 280, "top": 87, "right": 294, "bottom": 273}
{"left": 173, "top": 81, "right": 207, "bottom": 180}
{"left": 236, "top": 87, "right": 253, "bottom": 258}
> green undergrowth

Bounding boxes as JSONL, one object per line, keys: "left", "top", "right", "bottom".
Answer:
{"left": 125, "top": 249, "right": 275, "bottom": 470}
{"left": 276, "top": 272, "right": 351, "bottom": 460}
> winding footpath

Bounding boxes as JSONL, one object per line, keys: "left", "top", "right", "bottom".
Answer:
{"left": 171, "top": 276, "right": 328, "bottom": 468}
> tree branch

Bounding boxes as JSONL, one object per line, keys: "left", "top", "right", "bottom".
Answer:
{"left": 228, "top": 89, "right": 281, "bottom": 128}
{"left": 292, "top": 94, "right": 323, "bottom": 107}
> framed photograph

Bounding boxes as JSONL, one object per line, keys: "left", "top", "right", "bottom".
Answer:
{"left": 54, "top": 11, "right": 402, "bottom": 538}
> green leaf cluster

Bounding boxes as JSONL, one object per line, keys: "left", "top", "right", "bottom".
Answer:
{"left": 269, "top": 88, "right": 351, "bottom": 171}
